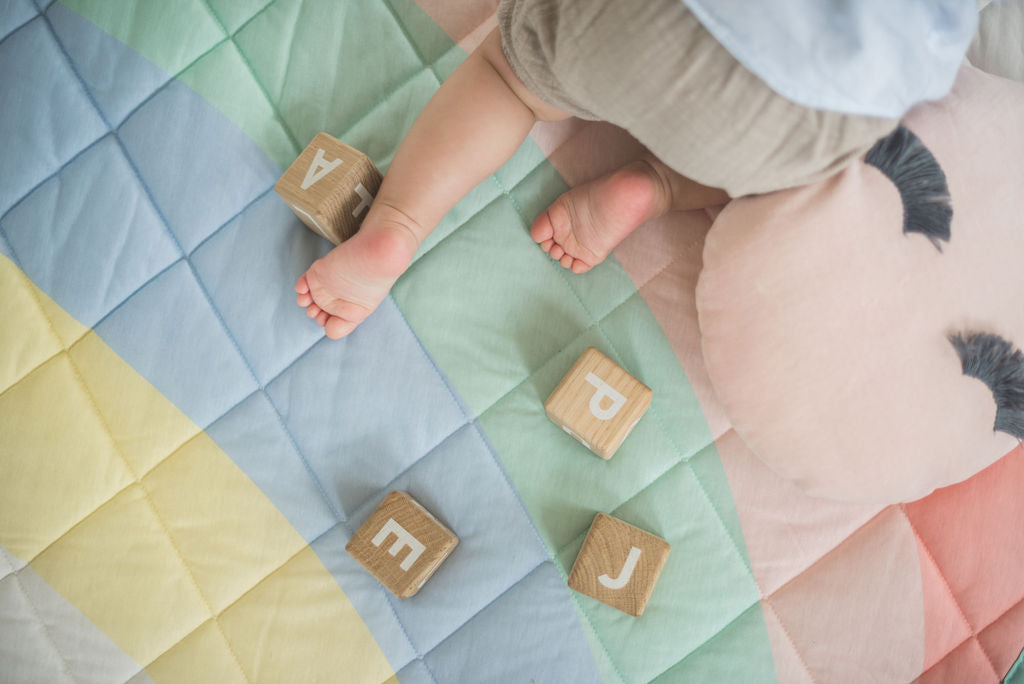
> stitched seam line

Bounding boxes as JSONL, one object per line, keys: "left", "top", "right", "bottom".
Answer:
{"left": 901, "top": 504, "right": 1002, "bottom": 681}
{"left": 646, "top": 600, "right": 773, "bottom": 684}
{"left": 132, "top": 517, "right": 344, "bottom": 676}
{"left": 762, "top": 598, "right": 820, "bottom": 684}
{"left": 380, "top": 0, "right": 445, "bottom": 87}
{"left": 197, "top": 0, "right": 301, "bottom": 157}
{"left": 2, "top": 562, "right": 79, "bottom": 683}
{"left": 0, "top": 11, "right": 42, "bottom": 49}
{"left": 417, "top": 558, "right": 549, "bottom": 662}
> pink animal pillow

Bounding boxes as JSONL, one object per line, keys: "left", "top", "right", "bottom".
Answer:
{"left": 696, "top": 65, "right": 1024, "bottom": 503}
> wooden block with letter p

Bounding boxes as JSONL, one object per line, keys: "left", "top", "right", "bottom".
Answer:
{"left": 544, "top": 347, "right": 653, "bottom": 459}
{"left": 274, "top": 132, "right": 382, "bottom": 244}
{"left": 346, "top": 491, "right": 458, "bottom": 598}
{"left": 568, "top": 513, "right": 670, "bottom": 617}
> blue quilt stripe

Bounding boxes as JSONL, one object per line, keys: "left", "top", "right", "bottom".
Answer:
{"left": 0, "top": 4, "right": 602, "bottom": 681}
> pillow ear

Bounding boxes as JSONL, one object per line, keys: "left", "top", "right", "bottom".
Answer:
{"left": 696, "top": 66, "right": 1024, "bottom": 503}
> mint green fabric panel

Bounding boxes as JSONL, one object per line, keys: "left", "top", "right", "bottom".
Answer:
{"left": 1009, "top": 648, "right": 1024, "bottom": 684}
{"left": 61, "top": 0, "right": 224, "bottom": 76}
{"left": 651, "top": 603, "right": 777, "bottom": 683}
{"left": 58, "top": 1, "right": 773, "bottom": 680}
{"left": 204, "top": 0, "right": 272, "bottom": 35}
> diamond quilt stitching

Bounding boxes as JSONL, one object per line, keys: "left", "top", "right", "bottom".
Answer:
{"left": 9, "top": 2, "right": 1019, "bottom": 682}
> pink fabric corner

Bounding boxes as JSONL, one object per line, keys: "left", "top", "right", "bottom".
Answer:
{"left": 906, "top": 446, "right": 1024, "bottom": 677}
{"left": 766, "top": 506, "right": 925, "bottom": 682}
{"left": 716, "top": 428, "right": 884, "bottom": 597}
{"left": 917, "top": 638, "right": 1002, "bottom": 684}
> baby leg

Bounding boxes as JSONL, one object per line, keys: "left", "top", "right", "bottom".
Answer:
{"left": 530, "top": 154, "right": 728, "bottom": 273}
{"left": 295, "top": 29, "right": 571, "bottom": 339}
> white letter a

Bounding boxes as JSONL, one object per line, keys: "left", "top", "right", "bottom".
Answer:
{"left": 301, "top": 148, "right": 343, "bottom": 190}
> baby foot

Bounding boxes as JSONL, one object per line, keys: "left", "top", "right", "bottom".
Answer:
{"left": 296, "top": 210, "right": 419, "bottom": 339}
{"left": 530, "top": 159, "right": 670, "bottom": 273}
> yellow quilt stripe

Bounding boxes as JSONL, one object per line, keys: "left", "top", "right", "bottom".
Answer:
{"left": 0, "top": 254, "right": 394, "bottom": 683}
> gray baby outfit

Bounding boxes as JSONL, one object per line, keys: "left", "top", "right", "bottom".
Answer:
{"left": 498, "top": 0, "right": 901, "bottom": 196}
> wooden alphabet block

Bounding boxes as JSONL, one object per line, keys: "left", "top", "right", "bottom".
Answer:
{"left": 568, "top": 513, "right": 670, "bottom": 617}
{"left": 274, "top": 132, "right": 383, "bottom": 245}
{"left": 345, "top": 491, "right": 458, "bottom": 598}
{"left": 544, "top": 347, "right": 653, "bottom": 459}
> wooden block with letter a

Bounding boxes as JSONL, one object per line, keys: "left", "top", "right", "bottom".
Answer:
{"left": 568, "top": 513, "right": 670, "bottom": 617}
{"left": 274, "top": 132, "right": 382, "bottom": 244}
{"left": 346, "top": 491, "right": 458, "bottom": 598}
{"left": 544, "top": 347, "right": 653, "bottom": 459}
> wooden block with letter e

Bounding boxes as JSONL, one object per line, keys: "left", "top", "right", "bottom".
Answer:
{"left": 274, "top": 132, "right": 382, "bottom": 245}
{"left": 346, "top": 491, "right": 458, "bottom": 598}
{"left": 568, "top": 513, "right": 670, "bottom": 617}
{"left": 544, "top": 347, "right": 653, "bottom": 459}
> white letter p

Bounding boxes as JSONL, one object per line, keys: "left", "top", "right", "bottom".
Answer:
{"left": 585, "top": 373, "right": 626, "bottom": 420}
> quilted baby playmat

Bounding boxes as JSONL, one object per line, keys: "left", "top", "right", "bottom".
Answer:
{"left": 2, "top": 1, "right": 1023, "bottom": 682}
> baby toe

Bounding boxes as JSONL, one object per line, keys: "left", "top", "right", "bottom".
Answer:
{"left": 324, "top": 316, "right": 358, "bottom": 340}
{"left": 571, "top": 258, "right": 591, "bottom": 274}
{"left": 530, "top": 211, "right": 555, "bottom": 244}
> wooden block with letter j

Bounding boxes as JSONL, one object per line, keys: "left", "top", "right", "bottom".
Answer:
{"left": 274, "top": 132, "right": 382, "bottom": 245}
{"left": 568, "top": 513, "right": 670, "bottom": 617}
{"left": 346, "top": 491, "right": 458, "bottom": 598}
{"left": 544, "top": 347, "right": 653, "bottom": 459}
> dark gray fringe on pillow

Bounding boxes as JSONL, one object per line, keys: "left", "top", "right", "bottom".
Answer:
{"left": 949, "top": 332, "right": 1024, "bottom": 440}
{"left": 866, "top": 126, "right": 952, "bottom": 251}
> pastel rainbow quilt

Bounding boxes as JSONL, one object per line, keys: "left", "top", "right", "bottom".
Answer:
{"left": 2, "top": 2, "right": 1022, "bottom": 682}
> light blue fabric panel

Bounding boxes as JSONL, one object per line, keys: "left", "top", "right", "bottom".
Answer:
{"left": 2, "top": 135, "right": 179, "bottom": 329}
{"left": 265, "top": 298, "right": 469, "bottom": 519}
{"left": 0, "top": 17, "right": 106, "bottom": 217}
{"left": 425, "top": 561, "right": 602, "bottom": 683}
{"left": 117, "top": 79, "right": 280, "bottom": 254}
{"left": 0, "top": 0, "right": 36, "bottom": 39}
{"left": 190, "top": 192, "right": 327, "bottom": 385}
{"left": 345, "top": 423, "right": 551, "bottom": 656}
{"left": 394, "top": 660, "right": 438, "bottom": 684}
{"left": 205, "top": 392, "right": 339, "bottom": 543}
{"left": 46, "top": 3, "right": 169, "bottom": 126}
{"left": 94, "top": 261, "right": 260, "bottom": 429}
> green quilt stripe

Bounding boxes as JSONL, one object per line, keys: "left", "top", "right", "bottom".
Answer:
{"left": 59, "top": 1, "right": 774, "bottom": 681}
{"left": 1008, "top": 648, "right": 1024, "bottom": 684}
